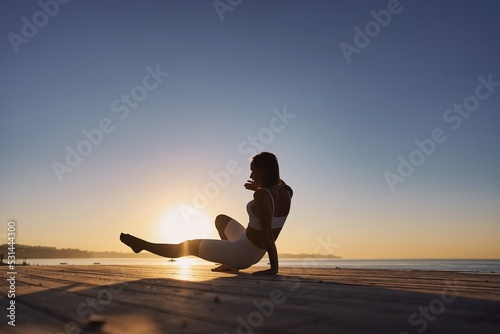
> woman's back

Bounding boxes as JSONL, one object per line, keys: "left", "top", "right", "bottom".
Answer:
{"left": 246, "top": 183, "right": 293, "bottom": 248}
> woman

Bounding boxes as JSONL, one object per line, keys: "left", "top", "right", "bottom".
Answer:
{"left": 120, "top": 152, "right": 293, "bottom": 275}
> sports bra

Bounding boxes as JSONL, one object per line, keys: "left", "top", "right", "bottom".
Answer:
{"left": 247, "top": 188, "right": 291, "bottom": 231}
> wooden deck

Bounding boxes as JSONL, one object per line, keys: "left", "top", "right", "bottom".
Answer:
{"left": 3, "top": 264, "right": 500, "bottom": 333}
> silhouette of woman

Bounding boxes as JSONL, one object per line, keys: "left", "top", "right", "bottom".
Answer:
{"left": 120, "top": 152, "right": 293, "bottom": 275}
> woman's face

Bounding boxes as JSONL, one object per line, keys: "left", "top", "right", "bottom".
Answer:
{"left": 250, "top": 164, "right": 265, "bottom": 187}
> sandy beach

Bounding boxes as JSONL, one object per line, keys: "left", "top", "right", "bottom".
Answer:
{"left": 4, "top": 264, "right": 500, "bottom": 333}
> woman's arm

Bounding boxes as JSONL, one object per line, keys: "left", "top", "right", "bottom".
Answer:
{"left": 280, "top": 179, "right": 293, "bottom": 198}
{"left": 252, "top": 189, "right": 279, "bottom": 275}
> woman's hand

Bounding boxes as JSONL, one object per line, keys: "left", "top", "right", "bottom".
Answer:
{"left": 244, "top": 180, "right": 259, "bottom": 191}
{"left": 252, "top": 268, "right": 278, "bottom": 275}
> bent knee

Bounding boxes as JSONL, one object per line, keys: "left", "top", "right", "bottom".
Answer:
{"left": 215, "top": 214, "right": 231, "bottom": 231}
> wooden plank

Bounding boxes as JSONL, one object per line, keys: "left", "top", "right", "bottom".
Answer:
{"left": 13, "top": 279, "right": 234, "bottom": 333}
{"left": 0, "top": 301, "right": 68, "bottom": 334}
{"left": 15, "top": 267, "right": 324, "bottom": 331}
{"left": 5, "top": 265, "right": 500, "bottom": 333}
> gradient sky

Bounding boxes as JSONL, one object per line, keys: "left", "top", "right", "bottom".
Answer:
{"left": 1, "top": 0, "right": 499, "bottom": 259}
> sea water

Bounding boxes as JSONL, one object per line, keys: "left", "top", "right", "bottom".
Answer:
{"left": 21, "top": 258, "right": 500, "bottom": 272}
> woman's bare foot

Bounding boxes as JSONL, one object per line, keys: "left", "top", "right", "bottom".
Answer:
{"left": 211, "top": 264, "right": 239, "bottom": 273}
{"left": 120, "top": 233, "right": 145, "bottom": 253}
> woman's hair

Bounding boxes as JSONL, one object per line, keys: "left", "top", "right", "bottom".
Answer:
{"left": 251, "top": 152, "right": 280, "bottom": 188}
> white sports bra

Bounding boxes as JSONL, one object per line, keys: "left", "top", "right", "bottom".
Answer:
{"left": 247, "top": 188, "right": 291, "bottom": 230}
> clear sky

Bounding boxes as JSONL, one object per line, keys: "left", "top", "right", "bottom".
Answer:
{"left": 1, "top": 0, "right": 499, "bottom": 259}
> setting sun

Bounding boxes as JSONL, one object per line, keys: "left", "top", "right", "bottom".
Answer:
{"left": 155, "top": 207, "right": 213, "bottom": 244}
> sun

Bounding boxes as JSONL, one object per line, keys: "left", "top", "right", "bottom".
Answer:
{"left": 155, "top": 207, "right": 213, "bottom": 244}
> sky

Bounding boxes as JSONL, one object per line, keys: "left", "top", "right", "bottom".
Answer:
{"left": 1, "top": 0, "right": 499, "bottom": 259}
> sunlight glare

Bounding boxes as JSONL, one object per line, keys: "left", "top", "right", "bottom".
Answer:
{"left": 156, "top": 207, "right": 212, "bottom": 244}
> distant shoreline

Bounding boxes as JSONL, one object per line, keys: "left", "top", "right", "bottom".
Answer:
{"left": 3, "top": 257, "right": 499, "bottom": 273}
{"left": 0, "top": 244, "right": 341, "bottom": 260}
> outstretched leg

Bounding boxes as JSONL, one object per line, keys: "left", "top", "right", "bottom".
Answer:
{"left": 121, "top": 232, "right": 263, "bottom": 270}
{"left": 120, "top": 233, "right": 200, "bottom": 258}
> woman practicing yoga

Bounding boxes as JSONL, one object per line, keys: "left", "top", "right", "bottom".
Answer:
{"left": 120, "top": 152, "right": 293, "bottom": 275}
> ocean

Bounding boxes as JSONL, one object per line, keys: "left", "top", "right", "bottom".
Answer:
{"left": 19, "top": 258, "right": 500, "bottom": 273}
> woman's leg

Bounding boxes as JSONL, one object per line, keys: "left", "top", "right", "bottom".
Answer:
{"left": 215, "top": 214, "right": 232, "bottom": 239}
{"left": 199, "top": 236, "right": 265, "bottom": 270}
{"left": 212, "top": 215, "right": 246, "bottom": 271}
{"left": 121, "top": 214, "right": 243, "bottom": 256}
{"left": 120, "top": 215, "right": 247, "bottom": 268}
{"left": 215, "top": 214, "right": 245, "bottom": 241}
{"left": 120, "top": 233, "right": 262, "bottom": 270}
{"left": 120, "top": 233, "right": 200, "bottom": 258}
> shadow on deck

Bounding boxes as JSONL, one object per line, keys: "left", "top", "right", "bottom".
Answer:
{"left": 8, "top": 265, "right": 500, "bottom": 333}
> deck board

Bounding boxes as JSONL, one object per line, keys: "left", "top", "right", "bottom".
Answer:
{"left": 2, "top": 265, "right": 499, "bottom": 333}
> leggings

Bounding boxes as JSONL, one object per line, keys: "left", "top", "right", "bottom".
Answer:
{"left": 198, "top": 219, "right": 266, "bottom": 269}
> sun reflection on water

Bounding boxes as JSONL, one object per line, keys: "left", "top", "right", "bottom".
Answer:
{"left": 163, "top": 257, "right": 210, "bottom": 281}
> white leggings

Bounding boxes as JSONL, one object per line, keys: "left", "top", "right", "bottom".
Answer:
{"left": 198, "top": 219, "right": 266, "bottom": 269}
